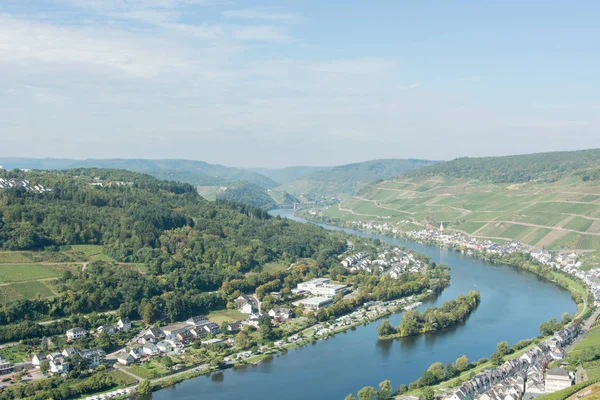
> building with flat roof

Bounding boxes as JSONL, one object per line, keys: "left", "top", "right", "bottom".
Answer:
{"left": 296, "top": 278, "right": 347, "bottom": 298}
{"left": 295, "top": 296, "right": 334, "bottom": 311}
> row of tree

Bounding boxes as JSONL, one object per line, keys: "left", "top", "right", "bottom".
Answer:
{"left": 378, "top": 291, "right": 481, "bottom": 338}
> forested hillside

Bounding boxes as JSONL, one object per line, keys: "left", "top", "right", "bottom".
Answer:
{"left": 0, "top": 169, "right": 347, "bottom": 329}
{"left": 280, "top": 159, "right": 436, "bottom": 199}
{"left": 215, "top": 181, "right": 277, "bottom": 209}
{"left": 406, "top": 148, "right": 600, "bottom": 183}
{"left": 249, "top": 166, "right": 329, "bottom": 185}
{"left": 0, "top": 158, "right": 278, "bottom": 188}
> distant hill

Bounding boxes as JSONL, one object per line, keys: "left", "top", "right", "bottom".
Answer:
{"left": 249, "top": 166, "right": 329, "bottom": 185}
{"left": 406, "top": 149, "right": 600, "bottom": 183}
{"left": 215, "top": 182, "right": 278, "bottom": 209}
{"left": 279, "top": 159, "right": 437, "bottom": 199}
{"left": 0, "top": 158, "right": 278, "bottom": 189}
{"left": 322, "top": 149, "right": 600, "bottom": 265}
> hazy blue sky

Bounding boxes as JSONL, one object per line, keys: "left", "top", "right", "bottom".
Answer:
{"left": 1, "top": 1, "right": 599, "bottom": 167}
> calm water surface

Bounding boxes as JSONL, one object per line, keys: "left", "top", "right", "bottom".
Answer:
{"left": 149, "top": 209, "right": 576, "bottom": 400}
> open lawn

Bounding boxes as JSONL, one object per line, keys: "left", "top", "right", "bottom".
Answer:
{"left": 129, "top": 361, "right": 169, "bottom": 379}
{"left": 0, "top": 263, "right": 68, "bottom": 283}
{"left": 71, "top": 245, "right": 115, "bottom": 262}
{"left": 71, "top": 244, "right": 104, "bottom": 256}
{"left": 263, "top": 262, "right": 288, "bottom": 273}
{"left": 206, "top": 309, "right": 246, "bottom": 324}
{"left": 108, "top": 369, "right": 139, "bottom": 386}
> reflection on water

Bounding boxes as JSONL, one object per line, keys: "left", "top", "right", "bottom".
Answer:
{"left": 210, "top": 371, "right": 224, "bottom": 383}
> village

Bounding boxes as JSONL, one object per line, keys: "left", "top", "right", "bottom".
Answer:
{"left": 0, "top": 257, "right": 431, "bottom": 399}
{"left": 439, "top": 323, "right": 581, "bottom": 400}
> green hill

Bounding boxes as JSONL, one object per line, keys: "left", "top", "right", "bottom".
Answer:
{"left": 406, "top": 148, "right": 600, "bottom": 183}
{"left": 0, "top": 168, "right": 346, "bottom": 326}
{"left": 0, "top": 157, "right": 279, "bottom": 189}
{"left": 215, "top": 181, "right": 278, "bottom": 209}
{"left": 249, "top": 166, "right": 329, "bottom": 185}
{"left": 324, "top": 150, "right": 600, "bottom": 258}
{"left": 279, "top": 159, "right": 436, "bottom": 199}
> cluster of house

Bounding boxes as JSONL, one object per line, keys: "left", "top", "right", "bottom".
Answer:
{"left": 407, "top": 229, "right": 529, "bottom": 256}
{"left": 89, "top": 177, "right": 133, "bottom": 188}
{"left": 446, "top": 325, "right": 578, "bottom": 400}
{"left": 406, "top": 228, "right": 600, "bottom": 306}
{"left": 234, "top": 294, "right": 294, "bottom": 326}
{"left": 113, "top": 315, "right": 224, "bottom": 366}
{"left": 341, "top": 252, "right": 369, "bottom": 270}
{"left": 0, "top": 178, "right": 51, "bottom": 193}
{"left": 341, "top": 247, "right": 425, "bottom": 279}
{"left": 66, "top": 318, "right": 132, "bottom": 341}
{"left": 32, "top": 348, "right": 106, "bottom": 375}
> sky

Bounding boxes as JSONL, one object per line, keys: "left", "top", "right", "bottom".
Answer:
{"left": 1, "top": 1, "right": 599, "bottom": 168}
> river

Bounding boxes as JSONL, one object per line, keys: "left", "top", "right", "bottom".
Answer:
{"left": 149, "top": 209, "right": 576, "bottom": 400}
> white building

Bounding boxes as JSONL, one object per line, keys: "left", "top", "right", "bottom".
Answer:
{"left": 117, "top": 318, "right": 132, "bottom": 331}
{"left": 66, "top": 327, "right": 87, "bottom": 340}
{"left": 296, "top": 296, "right": 334, "bottom": 311}
{"left": 296, "top": 278, "right": 347, "bottom": 298}
{"left": 545, "top": 368, "right": 572, "bottom": 393}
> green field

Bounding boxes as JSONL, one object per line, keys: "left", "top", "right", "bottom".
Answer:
{"left": 333, "top": 176, "right": 600, "bottom": 251}
{"left": 206, "top": 309, "right": 246, "bottom": 324}
{"left": 71, "top": 245, "right": 115, "bottom": 262}
{"left": 0, "top": 251, "right": 33, "bottom": 263}
{"left": 0, "top": 281, "right": 55, "bottom": 303}
{"left": 569, "top": 324, "right": 600, "bottom": 358}
{"left": 108, "top": 369, "right": 139, "bottom": 386}
{"left": 0, "top": 263, "right": 68, "bottom": 283}
{"left": 564, "top": 217, "right": 595, "bottom": 232}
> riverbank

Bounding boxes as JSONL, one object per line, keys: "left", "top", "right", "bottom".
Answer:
{"left": 297, "top": 212, "right": 591, "bottom": 316}
{"left": 141, "top": 210, "right": 578, "bottom": 400}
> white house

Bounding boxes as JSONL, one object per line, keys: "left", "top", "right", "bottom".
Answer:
{"left": 268, "top": 308, "right": 292, "bottom": 321}
{"left": 49, "top": 358, "right": 69, "bottom": 374}
{"left": 235, "top": 295, "right": 257, "bottom": 314}
{"left": 80, "top": 349, "right": 105, "bottom": 368}
{"left": 66, "top": 327, "right": 87, "bottom": 340}
{"left": 116, "top": 352, "right": 134, "bottom": 365}
{"left": 156, "top": 341, "right": 173, "bottom": 353}
{"left": 32, "top": 353, "right": 46, "bottom": 367}
{"left": 117, "top": 318, "right": 132, "bottom": 331}
{"left": 142, "top": 343, "right": 159, "bottom": 356}
{"left": 97, "top": 325, "right": 117, "bottom": 335}
{"left": 545, "top": 368, "right": 572, "bottom": 393}
{"left": 145, "top": 327, "right": 165, "bottom": 339}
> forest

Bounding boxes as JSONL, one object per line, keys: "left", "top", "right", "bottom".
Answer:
{"left": 405, "top": 148, "right": 600, "bottom": 183}
{"left": 0, "top": 169, "right": 347, "bottom": 340}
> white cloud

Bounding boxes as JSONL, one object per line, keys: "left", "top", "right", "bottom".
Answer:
{"left": 407, "top": 82, "right": 422, "bottom": 89}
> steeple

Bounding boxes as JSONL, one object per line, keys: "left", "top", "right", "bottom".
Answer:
{"left": 440, "top": 222, "right": 444, "bottom": 232}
